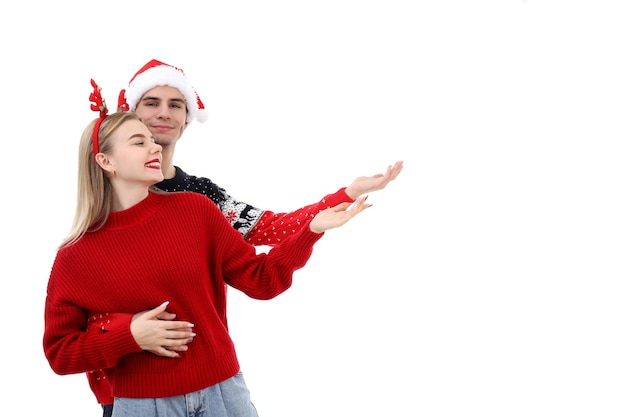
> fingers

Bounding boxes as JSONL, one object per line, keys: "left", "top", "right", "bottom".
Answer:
{"left": 136, "top": 325, "right": 197, "bottom": 358}
{"left": 130, "top": 302, "right": 196, "bottom": 356}
{"left": 148, "top": 346, "right": 185, "bottom": 358}
{"left": 156, "top": 309, "right": 177, "bottom": 320}
{"left": 389, "top": 160, "right": 404, "bottom": 179}
{"left": 143, "top": 301, "right": 171, "bottom": 320}
{"left": 348, "top": 196, "right": 372, "bottom": 217}
{"left": 134, "top": 302, "right": 191, "bottom": 327}
{"left": 366, "top": 161, "right": 404, "bottom": 190}
{"left": 381, "top": 161, "right": 403, "bottom": 181}
{"left": 160, "top": 328, "right": 196, "bottom": 345}
{"left": 330, "top": 201, "right": 352, "bottom": 212}
{"left": 344, "top": 161, "right": 403, "bottom": 198}
{"left": 373, "top": 162, "right": 403, "bottom": 190}
{"left": 153, "top": 329, "right": 196, "bottom": 358}
{"left": 337, "top": 197, "right": 371, "bottom": 214}
{"left": 309, "top": 196, "right": 372, "bottom": 232}
{"left": 167, "top": 343, "right": 192, "bottom": 353}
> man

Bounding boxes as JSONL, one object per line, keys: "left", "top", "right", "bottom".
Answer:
{"left": 90, "top": 59, "right": 403, "bottom": 417}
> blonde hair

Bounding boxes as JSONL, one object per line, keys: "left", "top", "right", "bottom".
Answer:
{"left": 60, "top": 111, "right": 144, "bottom": 249}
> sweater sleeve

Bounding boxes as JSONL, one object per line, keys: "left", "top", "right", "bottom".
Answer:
{"left": 156, "top": 167, "right": 353, "bottom": 246}
{"left": 154, "top": 167, "right": 265, "bottom": 238}
{"left": 84, "top": 312, "right": 133, "bottom": 405}
{"left": 245, "top": 188, "right": 354, "bottom": 247}
{"left": 217, "top": 212, "right": 325, "bottom": 300}
{"left": 87, "top": 369, "right": 114, "bottom": 405}
{"left": 43, "top": 260, "right": 142, "bottom": 376}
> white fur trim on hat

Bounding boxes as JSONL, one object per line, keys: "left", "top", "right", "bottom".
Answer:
{"left": 125, "top": 60, "right": 209, "bottom": 124}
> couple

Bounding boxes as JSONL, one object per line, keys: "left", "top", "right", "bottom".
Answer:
{"left": 43, "top": 59, "right": 403, "bottom": 417}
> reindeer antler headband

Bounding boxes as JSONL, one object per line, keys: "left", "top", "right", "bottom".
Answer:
{"left": 88, "top": 79, "right": 130, "bottom": 156}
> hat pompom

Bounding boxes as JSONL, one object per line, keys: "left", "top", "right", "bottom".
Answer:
{"left": 196, "top": 109, "right": 210, "bottom": 123}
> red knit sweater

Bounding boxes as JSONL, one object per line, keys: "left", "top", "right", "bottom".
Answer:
{"left": 43, "top": 191, "right": 324, "bottom": 399}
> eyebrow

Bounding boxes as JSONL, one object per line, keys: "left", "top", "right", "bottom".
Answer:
{"left": 140, "top": 96, "right": 186, "bottom": 105}
{"left": 127, "top": 133, "right": 148, "bottom": 141}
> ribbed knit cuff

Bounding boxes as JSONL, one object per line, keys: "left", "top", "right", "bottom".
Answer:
{"left": 317, "top": 187, "right": 354, "bottom": 211}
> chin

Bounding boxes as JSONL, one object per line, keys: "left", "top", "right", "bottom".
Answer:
{"left": 154, "top": 139, "right": 171, "bottom": 147}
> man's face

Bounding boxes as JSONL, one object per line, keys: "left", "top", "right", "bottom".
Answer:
{"left": 133, "top": 85, "right": 187, "bottom": 147}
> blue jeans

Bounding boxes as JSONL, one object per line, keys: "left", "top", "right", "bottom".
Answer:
{"left": 112, "top": 372, "right": 259, "bottom": 417}
{"left": 102, "top": 404, "right": 113, "bottom": 417}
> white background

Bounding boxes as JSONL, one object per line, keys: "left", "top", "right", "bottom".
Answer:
{"left": 1, "top": 1, "right": 625, "bottom": 416}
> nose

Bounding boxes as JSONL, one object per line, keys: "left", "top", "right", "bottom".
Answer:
{"left": 155, "top": 103, "right": 171, "bottom": 119}
{"left": 151, "top": 141, "right": 163, "bottom": 153}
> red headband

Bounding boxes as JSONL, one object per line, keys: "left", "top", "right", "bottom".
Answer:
{"left": 88, "top": 80, "right": 130, "bottom": 156}
{"left": 89, "top": 79, "right": 108, "bottom": 156}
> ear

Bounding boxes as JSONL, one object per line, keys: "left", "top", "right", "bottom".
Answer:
{"left": 94, "top": 153, "right": 115, "bottom": 174}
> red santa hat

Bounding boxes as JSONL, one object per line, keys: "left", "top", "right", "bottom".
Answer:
{"left": 124, "top": 59, "right": 209, "bottom": 123}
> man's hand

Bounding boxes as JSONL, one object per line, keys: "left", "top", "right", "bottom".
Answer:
{"left": 345, "top": 160, "right": 403, "bottom": 199}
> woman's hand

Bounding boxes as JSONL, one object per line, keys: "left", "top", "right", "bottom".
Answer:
{"left": 309, "top": 196, "right": 372, "bottom": 233}
{"left": 130, "top": 302, "right": 195, "bottom": 358}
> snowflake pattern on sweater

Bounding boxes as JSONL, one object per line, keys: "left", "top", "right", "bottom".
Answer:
{"left": 154, "top": 166, "right": 353, "bottom": 247}
{"left": 155, "top": 166, "right": 264, "bottom": 238}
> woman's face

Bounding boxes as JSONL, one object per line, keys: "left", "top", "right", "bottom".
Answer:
{"left": 105, "top": 119, "right": 164, "bottom": 187}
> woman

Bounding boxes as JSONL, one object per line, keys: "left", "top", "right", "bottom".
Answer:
{"left": 89, "top": 60, "right": 404, "bottom": 416}
{"left": 43, "top": 82, "right": 370, "bottom": 417}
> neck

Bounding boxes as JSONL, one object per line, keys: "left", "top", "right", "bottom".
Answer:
{"left": 160, "top": 144, "right": 176, "bottom": 179}
{"left": 111, "top": 184, "right": 151, "bottom": 212}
